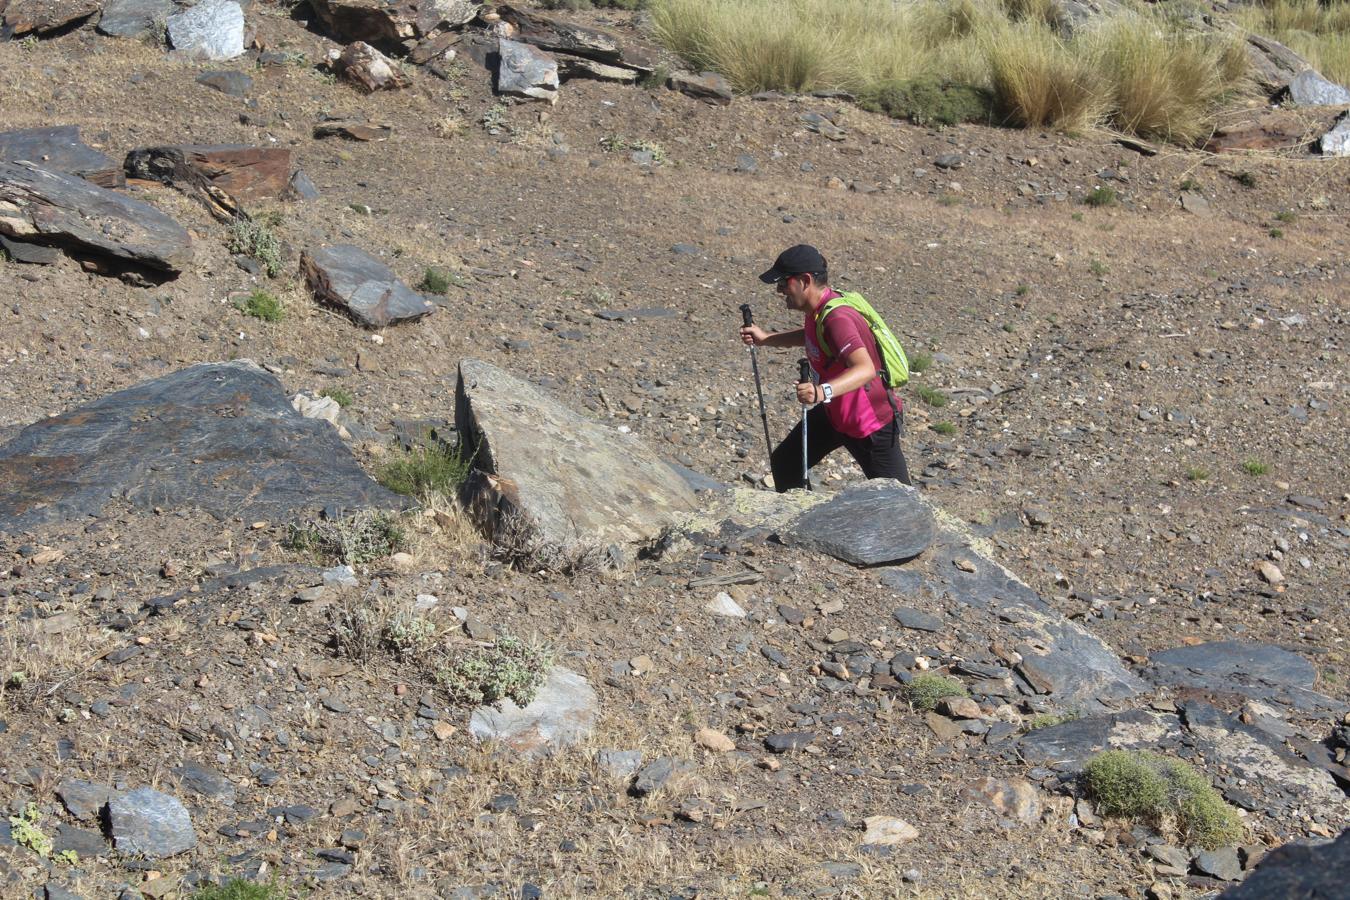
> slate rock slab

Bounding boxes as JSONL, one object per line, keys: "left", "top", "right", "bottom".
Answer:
{"left": 309, "top": 0, "right": 476, "bottom": 48}
{"left": 0, "top": 360, "right": 404, "bottom": 533}
{"left": 195, "top": 70, "right": 254, "bottom": 97}
{"left": 97, "top": 0, "right": 177, "bottom": 38}
{"left": 497, "top": 38, "right": 559, "bottom": 103}
{"left": 107, "top": 787, "right": 196, "bottom": 859}
{"left": 57, "top": 779, "right": 113, "bottom": 821}
{"left": 783, "top": 480, "right": 934, "bottom": 566}
{"left": 1221, "top": 829, "right": 1350, "bottom": 898}
{"left": 167, "top": 0, "right": 245, "bottom": 61}
{"left": 1244, "top": 33, "right": 1312, "bottom": 95}
{"left": 1, "top": 0, "right": 99, "bottom": 36}
{"left": 892, "top": 606, "right": 943, "bottom": 633}
{"left": 455, "top": 359, "right": 699, "bottom": 556}
{"left": 124, "top": 145, "right": 291, "bottom": 213}
{"left": 1013, "top": 710, "right": 1183, "bottom": 769}
{"left": 669, "top": 71, "right": 734, "bottom": 105}
{"left": 0, "top": 126, "right": 123, "bottom": 188}
{"left": 1288, "top": 68, "right": 1350, "bottom": 107}
{"left": 1146, "top": 640, "right": 1343, "bottom": 716}
{"left": 0, "top": 161, "right": 190, "bottom": 274}
{"left": 0, "top": 233, "right": 61, "bottom": 264}
{"left": 172, "top": 763, "right": 236, "bottom": 804}
{"left": 496, "top": 4, "right": 657, "bottom": 70}
{"left": 301, "top": 244, "right": 434, "bottom": 328}
{"left": 468, "top": 667, "right": 597, "bottom": 757}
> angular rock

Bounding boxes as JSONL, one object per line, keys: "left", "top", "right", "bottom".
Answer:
{"left": 468, "top": 667, "right": 597, "bottom": 757}
{"left": 1013, "top": 710, "right": 1182, "bottom": 769}
{"left": 495, "top": 4, "right": 656, "bottom": 71}
{"left": 409, "top": 30, "right": 459, "bottom": 65}
{"left": 967, "top": 777, "right": 1040, "bottom": 823}
{"left": 57, "top": 779, "right": 113, "bottom": 822}
{"left": 1288, "top": 69, "right": 1350, "bottom": 107}
{"left": 556, "top": 56, "right": 638, "bottom": 83}
{"left": 1, "top": 0, "right": 99, "bottom": 36}
{"left": 1203, "top": 110, "right": 1330, "bottom": 153}
{"left": 892, "top": 606, "right": 942, "bottom": 633}
{"left": 167, "top": 0, "right": 246, "bottom": 62}
{"left": 669, "top": 71, "right": 733, "bottom": 105}
{"left": 784, "top": 480, "right": 934, "bottom": 567}
{"left": 496, "top": 38, "right": 558, "bottom": 104}
{"left": 1180, "top": 191, "right": 1211, "bottom": 215}
{"left": 597, "top": 749, "right": 643, "bottom": 778}
{"left": 0, "top": 361, "right": 404, "bottom": 533}
{"left": 765, "top": 732, "right": 815, "bottom": 753}
{"left": 706, "top": 592, "right": 746, "bottom": 618}
{"left": 308, "top": 0, "right": 476, "bottom": 50}
{"left": 123, "top": 145, "right": 291, "bottom": 219}
{"left": 0, "top": 233, "right": 61, "bottom": 264}
{"left": 0, "top": 161, "right": 190, "bottom": 275}
{"left": 695, "top": 728, "right": 735, "bottom": 753}
{"left": 52, "top": 823, "right": 108, "bottom": 858}
{"left": 1146, "top": 641, "right": 1343, "bottom": 716}
{"left": 300, "top": 244, "right": 435, "bottom": 328}
{"left": 312, "top": 121, "right": 392, "bottom": 142}
{"left": 861, "top": 815, "right": 918, "bottom": 846}
{"left": 107, "top": 787, "right": 196, "bottom": 859}
{"left": 1323, "top": 113, "right": 1350, "bottom": 157}
{"left": 195, "top": 70, "right": 253, "bottom": 97}
{"left": 1195, "top": 847, "right": 1243, "bottom": 881}
{"left": 172, "top": 763, "right": 236, "bottom": 804}
{"left": 288, "top": 169, "right": 320, "bottom": 200}
{"left": 1221, "top": 829, "right": 1350, "bottom": 898}
{"left": 454, "top": 359, "right": 699, "bottom": 556}
{"left": 330, "top": 41, "right": 410, "bottom": 93}
{"left": 97, "top": 0, "right": 177, "bottom": 38}
{"left": 0, "top": 126, "right": 123, "bottom": 188}
{"left": 631, "top": 757, "right": 674, "bottom": 796}
{"left": 1244, "top": 33, "right": 1312, "bottom": 95}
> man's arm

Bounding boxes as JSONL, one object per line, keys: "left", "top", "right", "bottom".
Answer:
{"left": 797, "top": 347, "right": 876, "bottom": 404}
{"left": 740, "top": 326, "right": 805, "bottom": 348}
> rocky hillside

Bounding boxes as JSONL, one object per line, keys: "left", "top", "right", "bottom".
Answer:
{"left": 0, "top": 1, "right": 1348, "bottom": 899}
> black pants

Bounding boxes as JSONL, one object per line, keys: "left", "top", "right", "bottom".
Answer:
{"left": 770, "top": 404, "right": 910, "bottom": 492}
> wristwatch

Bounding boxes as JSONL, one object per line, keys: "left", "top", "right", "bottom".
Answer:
{"left": 821, "top": 383, "right": 833, "bottom": 404}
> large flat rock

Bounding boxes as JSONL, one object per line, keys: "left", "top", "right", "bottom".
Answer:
{"left": 783, "top": 480, "right": 934, "bottom": 566}
{"left": 0, "top": 361, "right": 403, "bottom": 533}
{"left": 301, "top": 244, "right": 435, "bottom": 328}
{"left": 124, "top": 144, "right": 292, "bottom": 218}
{"left": 166, "top": 0, "right": 245, "bottom": 61}
{"left": 1145, "top": 640, "right": 1343, "bottom": 716}
{"left": 496, "top": 4, "right": 657, "bottom": 71}
{"left": 0, "top": 161, "right": 191, "bottom": 275}
{"left": 455, "top": 359, "right": 699, "bottom": 557}
{"left": 1, "top": 0, "right": 99, "bottom": 35}
{"left": 468, "top": 667, "right": 597, "bottom": 757}
{"left": 107, "top": 787, "right": 195, "bottom": 859}
{"left": 309, "top": 0, "right": 476, "bottom": 49}
{"left": 0, "top": 126, "right": 123, "bottom": 188}
{"left": 1015, "top": 709, "right": 1183, "bottom": 769}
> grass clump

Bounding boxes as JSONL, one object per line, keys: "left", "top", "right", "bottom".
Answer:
{"left": 915, "top": 384, "right": 949, "bottom": 408}
{"left": 1083, "top": 750, "right": 1244, "bottom": 850}
{"left": 987, "top": 21, "right": 1108, "bottom": 131}
{"left": 286, "top": 510, "right": 406, "bottom": 566}
{"left": 1232, "top": 170, "right": 1258, "bottom": 189}
{"left": 1185, "top": 466, "right": 1210, "bottom": 481}
{"left": 418, "top": 267, "right": 455, "bottom": 294}
{"left": 227, "top": 216, "right": 283, "bottom": 278}
{"left": 1090, "top": 259, "right": 1110, "bottom": 276}
{"left": 1026, "top": 709, "right": 1080, "bottom": 730}
{"left": 1275, "top": 210, "right": 1297, "bottom": 223}
{"left": 859, "top": 77, "right": 994, "bottom": 126}
{"left": 239, "top": 289, "right": 284, "bottom": 323}
{"left": 904, "top": 672, "right": 968, "bottom": 711}
{"left": 378, "top": 439, "right": 473, "bottom": 499}
{"left": 329, "top": 596, "right": 437, "bottom": 661}
{"left": 1242, "top": 458, "right": 1270, "bottom": 476}
{"left": 931, "top": 420, "right": 956, "bottom": 435}
{"left": 193, "top": 879, "right": 288, "bottom": 900}
{"left": 908, "top": 351, "right": 934, "bottom": 373}
{"left": 1083, "top": 185, "right": 1117, "bottom": 207}
{"left": 437, "top": 634, "right": 554, "bottom": 708}
{"left": 320, "top": 387, "right": 354, "bottom": 408}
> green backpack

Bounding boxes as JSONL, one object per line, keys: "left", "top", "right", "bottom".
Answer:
{"left": 814, "top": 291, "right": 910, "bottom": 388}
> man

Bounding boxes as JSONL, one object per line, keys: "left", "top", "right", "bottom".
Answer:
{"left": 739, "top": 244, "right": 910, "bottom": 492}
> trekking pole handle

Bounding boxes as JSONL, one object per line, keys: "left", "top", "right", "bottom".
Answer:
{"left": 798, "top": 358, "right": 812, "bottom": 383}
{"left": 740, "top": 304, "right": 754, "bottom": 327}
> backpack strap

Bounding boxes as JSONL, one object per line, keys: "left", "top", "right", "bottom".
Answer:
{"left": 813, "top": 295, "right": 849, "bottom": 360}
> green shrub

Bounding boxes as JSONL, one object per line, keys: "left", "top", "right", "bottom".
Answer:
{"left": 1232, "top": 170, "right": 1258, "bottom": 188}
{"left": 915, "top": 384, "right": 949, "bottom": 408}
{"left": 1179, "top": 177, "right": 1201, "bottom": 191}
{"left": 1185, "top": 466, "right": 1209, "bottom": 481}
{"left": 859, "top": 77, "right": 994, "bottom": 126}
{"left": 1083, "top": 750, "right": 1243, "bottom": 850}
{"left": 908, "top": 351, "right": 934, "bottom": 373}
{"left": 1242, "top": 458, "right": 1270, "bottom": 476}
{"left": 378, "top": 439, "right": 474, "bottom": 498}
{"left": 931, "top": 421, "right": 956, "bottom": 435}
{"left": 286, "top": 510, "right": 406, "bottom": 566}
{"left": 1090, "top": 259, "right": 1110, "bottom": 276}
{"left": 1275, "top": 210, "right": 1297, "bottom": 223}
{"left": 193, "top": 879, "right": 287, "bottom": 900}
{"left": 1083, "top": 185, "right": 1117, "bottom": 207}
{"left": 1268, "top": 227, "right": 1284, "bottom": 239}
{"left": 239, "top": 289, "right": 284, "bottom": 323}
{"left": 1026, "top": 710, "right": 1080, "bottom": 730}
{"left": 438, "top": 634, "right": 554, "bottom": 708}
{"left": 328, "top": 596, "right": 436, "bottom": 661}
{"left": 1015, "top": 283, "right": 1030, "bottom": 296}
{"left": 321, "top": 387, "right": 354, "bottom": 408}
{"left": 904, "top": 673, "right": 967, "bottom": 711}
{"left": 419, "top": 267, "right": 455, "bottom": 294}
{"left": 228, "top": 216, "right": 283, "bottom": 278}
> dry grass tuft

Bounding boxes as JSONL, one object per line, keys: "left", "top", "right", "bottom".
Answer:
{"left": 0, "top": 602, "right": 116, "bottom": 714}
{"left": 986, "top": 21, "right": 1107, "bottom": 131}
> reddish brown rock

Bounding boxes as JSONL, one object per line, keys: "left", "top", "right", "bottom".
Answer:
{"left": 123, "top": 145, "right": 293, "bottom": 219}
{"left": 1, "top": 0, "right": 100, "bottom": 36}
{"left": 1204, "top": 110, "right": 1332, "bottom": 153}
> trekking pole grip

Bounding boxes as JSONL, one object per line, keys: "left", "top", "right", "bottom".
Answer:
{"left": 798, "top": 358, "right": 811, "bottom": 383}
{"left": 740, "top": 304, "right": 753, "bottom": 327}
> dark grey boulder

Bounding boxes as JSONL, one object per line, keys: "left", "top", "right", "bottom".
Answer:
{"left": 1244, "top": 33, "right": 1312, "bottom": 95}
{"left": 668, "top": 71, "right": 733, "bottom": 105}
{"left": 1014, "top": 709, "right": 1183, "bottom": 769}
{"left": 308, "top": 0, "right": 476, "bottom": 49}
{"left": 53, "top": 823, "right": 108, "bottom": 858}
{"left": 1146, "top": 641, "right": 1343, "bottom": 716}
{"left": 56, "top": 779, "right": 113, "bottom": 821}
{"left": 97, "top": 0, "right": 177, "bottom": 38}
{"left": 1221, "top": 829, "right": 1350, "bottom": 898}
{"left": 107, "top": 787, "right": 196, "bottom": 859}
{"left": 497, "top": 39, "right": 559, "bottom": 104}
{"left": 1288, "top": 69, "right": 1350, "bottom": 107}
{"left": 783, "top": 480, "right": 934, "bottom": 566}
{"left": 0, "top": 361, "right": 404, "bottom": 534}
{"left": 0, "top": 233, "right": 61, "bottom": 265}
{"left": 0, "top": 161, "right": 190, "bottom": 275}
{"left": 0, "top": 126, "right": 123, "bottom": 188}
{"left": 892, "top": 607, "right": 943, "bottom": 633}
{"left": 301, "top": 244, "right": 435, "bottom": 329}
{"left": 496, "top": 4, "right": 657, "bottom": 71}
{"left": 1195, "top": 847, "right": 1243, "bottom": 881}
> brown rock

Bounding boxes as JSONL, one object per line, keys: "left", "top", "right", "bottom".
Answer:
{"left": 937, "top": 697, "right": 984, "bottom": 720}
{"left": 861, "top": 815, "right": 919, "bottom": 846}
{"left": 1, "top": 0, "right": 100, "bottom": 36}
{"left": 694, "top": 727, "right": 735, "bottom": 753}
{"left": 123, "top": 145, "right": 293, "bottom": 220}
{"left": 331, "top": 42, "right": 410, "bottom": 93}
{"left": 967, "top": 776, "right": 1041, "bottom": 822}
{"left": 1204, "top": 110, "right": 1333, "bottom": 153}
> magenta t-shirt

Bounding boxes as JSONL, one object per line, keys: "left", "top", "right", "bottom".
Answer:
{"left": 804, "top": 292, "right": 898, "bottom": 439}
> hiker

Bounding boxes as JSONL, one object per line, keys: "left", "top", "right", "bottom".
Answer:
{"left": 739, "top": 244, "right": 912, "bottom": 492}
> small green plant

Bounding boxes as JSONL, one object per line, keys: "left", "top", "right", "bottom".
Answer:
{"left": 1014, "top": 283, "right": 1030, "bottom": 297}
{"left": 1242, "top": 458, "right": 1270, "bottom": 476}
{"left": 931, "top": 421, "right": 956, "bottom": 435}
{"left": 937, "top": 193, "right": 961, "bottom": 207}
{"left": 1268, "top": 227, "right": 1284, "bottom": 239}
{"left": 1026, "top": 710, "right": 1080, "bottom": 730}
{"left": 320, "top": 387, "right": 354, "bottom": 408}
{"left": 915, "top": 385, "right": 949, "bottom": 408}
{"left": 858, "top": 77, "right": 994, "bottom": 127}
{"left": 418, "top": 267, "right": 454, "bottom": 294}
{"left": 192, "top": 877, "right": 288, "bottom": 900}
{"left": 903, "top": 673, "right": 967, "bottom": 711}
{"left": 1185, "top": 466, "right": 1210, "bottom": 482}
{"left": 480, "top": 103, "right": 509, "bottom": 131}
{"left": 1082, "top": 750, "right": 1244, "bottom": 850}
{"left": 1083, "top": 186, "right": 1117, "bottom": 207}
{"left": 239, "top": 289, "right": 284, "bottom": 323}
{"left": 378, "top": 438, "right": 473, "bottom": 498}
{"left": 1089, "top": 259, "right": 1110, "bottom": 277}
{"left": 1274, "top": 210, "right": 1297, "bottom": 223}
{"left": 328, "top": 596, "right": 435, "bottom": 661}
{"left": 908, "top": 351, "right": 934, "bottom": 373}
{"left": 638, "top": 64, "right": 671, "bottom": 90}
{"left": 18, "top": 35, "right": 39, "bottom": 51}
{"left": 1232, "top": 170, "right": 1258, "bottom": 188}
{"left": 599, "top": 134, "right": 628, "bottom": 153}
{"left": 437, "top": 634, "right": 554, "bottom": 708}
{"left": 286, "top": 510, "right": 406, "bottom": 566}
{"left": 1001, "top": 322, "right": 1016, "bottom": 333}
{"left": 628, "top": 138, "right": 668, "bottom": 163}
{"left": 1179, "top": 177, "right": 1201, "bottom": 191}
{"left": 228, "top": 216, "right": 283, "bottom": 278}
{"left": 9, "top": 803, "right": 53, "bottom": 858}
{"left": 1071, "top": 211, "right": 1084, "bottom": 222}
{"left": 382, "top": 609, "right": 438, "bottom": 660}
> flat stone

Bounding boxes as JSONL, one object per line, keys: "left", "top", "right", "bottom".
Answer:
{"left": 497, "top": 39, "right": 558, "bottom": 104}
{"left": 892, "top": 606, "right": 943, "bottom": 632}
{"left": 167, "top": 0, "right": 246, "bottom": 62}
{"left": 1195, "top": 847, "right": 1243, "bottom": 881}
{"left": 0, "top": 160, "right": 190, "bottom": 274}
{"left": 43, "top": 884, "right": 83, "bottom": 900}
{"left": 597, "top": 749, "right": 643, "bottom": 778}
{"left": 1, "top": 0, "right": 99, "bottom": 35}
{"left": 1180, "top": 191, "right": 1211, "bottom": 214}
{"left": 195, "top": 70, "right": 254, "bottom": 97}
{"left": 1013, "top": 710, "right": 1183, "bottom": 769}
{"left": 309, "top": 0, "right": 477, "bottom": 47}
{"left": 631, "top": 757, "right": 675, "bottom": 796}
{"left": 0, "top": 125, "right": 122, "bottom": 187}
{"left": 1221, "top": 830, "right": 1349, "bottom": 898}
{"left": 172, "top": 763, "right": 236, "bottom": 804}
{"left": 301, "top": 244, "right": 435, "bottom": 329}
{"left": 966, "top": 777, "right": 1040, "bottom": 823}
{"left": 57, "top": 779, "right": 113, "bottom": 821}
{"left": 107, "top": 787, "right": 196, "bottom": 859}
{"left": 784, "top": 480, "right": 934, "bottom": 566}
{"left": 1146, "top": 641, "right": 1339, "bottom": 715}
{"left": 52, "top": 823, "right": 108, "bottom": 858}
{"left": 706, "top": 591, "right": 746, "bottom": 618}
{"left": 0, "top": 233, "right": 61, "bottom": 264}
{"left": 861, "top": 815, "right": 918, "bottom": 846}
{"left": 1288, "top": 69, "right": 1350, "bottom": 106}
{"left": 123, "top": 145, "right": 292, "bottom": 215}
{"left": 455, "top": 359, "right": 698, "bottom": 557}
{"left": 97, "top": 0, "right": 177, "bottom": 37}
{"left": 468, "top": 667, "right": 597, "bottom": 757}
{"left": 0, "top": 361, "right": 404, "bottom": 533}
{"left": 668, "top": 70, "right": 733, "bottom": 105}
{"left": 765, "top": 732, "right": 815, "bottom": 753}
{"left": 312, "top": 121, "right": 392, "bottom": 142}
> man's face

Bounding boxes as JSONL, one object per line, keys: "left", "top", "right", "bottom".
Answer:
{"left": 776, "top": 273, "right": 810, "bottom": 311}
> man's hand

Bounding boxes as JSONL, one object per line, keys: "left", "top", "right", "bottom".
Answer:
{"left": 740, "top": 325, "right": 768, "bottom": 346}
{"left": 795, "top": 381, "right": 819, "bottom": 405}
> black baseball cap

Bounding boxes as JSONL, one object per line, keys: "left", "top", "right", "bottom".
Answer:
{"left": 758, "top": 244, "right": 827, "bottom": 283}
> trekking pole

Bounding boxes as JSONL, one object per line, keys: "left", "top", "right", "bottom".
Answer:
{"left": 798, "top": 358, "right": 813, "bottom": 492}
{"left": 740, "top": 304, "right": 774, "bottom": 465}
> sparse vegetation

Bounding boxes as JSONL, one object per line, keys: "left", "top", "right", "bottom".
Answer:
{"left": 1026, "top": 710, "right": 1080, "bottom": 730}
{"left": 1083, "top": 750, "right": 1244, "bottom": 850}
{"left": 1185, "top": 466, "right": 1210, "bottom": 481}
{"left": 238, "top": 288, "right": 284, "bottom": 323}
{"left": 1275, "top": 210, "right": 1297, "bottom": 223}
{"left": 600, "top": 135, "right": 669, "bottom": 163}
{"left": 1231, "top": 170, "right": 1258, "bottom": 188}
{"left": 908, "top": 351, "right": 934, "bottom": 373}
{"left": 480, "top": 103, "right": 509, "bottom": 132}
{"left": 915, "top": 384, "right": 949, "bottom": 407}
{"left": 321, "top": 387, "right": 354, "bottom": 408}
{"left": 1179, "top": 177, "right": 1201, "bottom": 191}
{"left": 858, "top": 77, "right": 994, "bottom": 126}
{"left": 1083, "top": 185, "right": 1117, "bottom": 207}
{"left": 286, "top": 510, "right": 407, "bottom": 566}
{"left": 904, "top": 673, "right": 968, "bottom": 711}
{"left": 192, "top": 878, "right": 288, "bottom": 900}
{"left": 437, "top": 634, "right": 554, "bottom": 708}
{"left": 378, "top": 437, "right": 474, "bottom": 499}
{"left": 228, "top": 216, "right": 283, "bottom": 278}
{"left": 931, "top": 420, "right": 956, "bottom": 435}
{"left": 1242, "top": 458, "right": 1270, "bottom": 476}
{"left": 329, "top": 596, "right": 436, "bottom": 661}
{"left": 1090, "top": 259, "right": 1110, "bottom": 277}
{"left": 419, "top": 267, "right": 454, "bottom": 294}
{"left": 1268, "top": 227, "right": 1284, "bottom": 239}
{"left": 1015, "top": 283, "right": 1030, "bottom": 296}
{"left": 9, "top": 803, "right": 53, "bottom": 858}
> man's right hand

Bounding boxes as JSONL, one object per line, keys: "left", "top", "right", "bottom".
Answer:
{"left": 740, "top": 325, "right": 767, "bottom": 346}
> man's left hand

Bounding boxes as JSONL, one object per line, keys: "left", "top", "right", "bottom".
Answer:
{"left": 795, "top": 381, "right": 819, "bottom": 405}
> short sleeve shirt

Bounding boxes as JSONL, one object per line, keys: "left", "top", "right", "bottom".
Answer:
{"left": 803, "top": 293, "right": 898, "bottom": 439}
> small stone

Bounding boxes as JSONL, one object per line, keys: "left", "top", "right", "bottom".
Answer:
{"left": 765, "top": 732, "right": 814, "bottom": 753}
{"left": 632, "top": 758, "right": 675, "bottom": 796}
{"left": 432, "top": 721, "right": 456, "bottom": 741}
{"left": 938, "top": 697, "right": 983, "bottom": 719}
{"left": 1257, "top": 561, "right": 1284, "bottom": 584}
{"left": 695, "top": 727, "right": 735, "bottom": 753}
{"left": 892, "top": 607, "right": 942, "bottom": 632}
{"left": 861, "top": 815, "right": 919, "bottom": 846}
{"left": 597, "top": 749, "right": 643, "bottom": 778}
{"left": 1193, "top": 846, "right": 1243, "bottom": 881}
{"left": 707, "top": 592, "right": 746, "bottom": 618}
